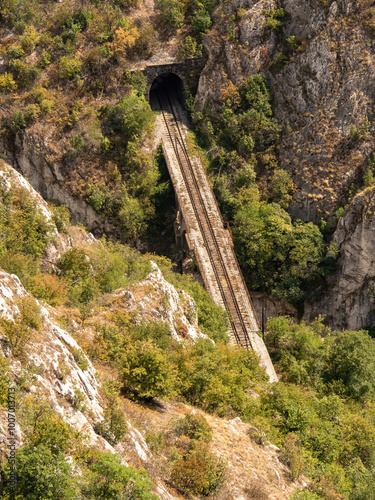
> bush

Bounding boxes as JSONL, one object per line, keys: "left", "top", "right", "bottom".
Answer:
{"left": 19, "top": 26, "right": 38, "bottom": 53}
{"left": 175, "top": 414, "right": 212, "bottom": 442}
{"left": 325, "top": 330, "right": 375, "bottom": 401}
{"left": 178, "top": 35, "right": 202, "bottom": 60}
{"left": 94, "top": 398, "right": 127, "bottom": 445}
{"left": 8, "top": 110, "right": 26, "bottom": 132}
{"left": 170, "top": 442, "right": 226, "bottom": 496}
{"left": 263, "top": 8, "right": 285, "bottom": 31}
{"left": 122, "top": 340, "right": 177, "bottom": 399}
{"left": 281, "top": 433, "right": 309, "bottom": 481}
{"left": 1, "top": 445, "right": 79, "bottom": 499}
{"left": 0, "top": 72, "right": 17, "bottom": 92}
{"left": 57, "top": 55, "right": 83, "bottom": 79}
{"left": 87, "top": 453, "right": 158, "bottom": 499}
{"left": 103, "top": 92, "right": 154, "bottom": 142}
{"left": 0, "top": 296, "right": 42, "bottom": 356}
{"left": 191, "top": 11, "right": 212, "bottom": 34}
{"left": 156, "top": 0, "right": 185, "bottom": 28}
{"left": 72, "top": 348, "right": 88, "bottom": 371}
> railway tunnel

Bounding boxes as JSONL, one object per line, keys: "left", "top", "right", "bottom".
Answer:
{"left": 149, "top": 73, "right": 184, "bottom": 111}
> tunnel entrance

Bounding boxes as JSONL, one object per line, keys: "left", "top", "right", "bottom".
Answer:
{"left": 149, "top": 73, "right": 184, "bottom": 110}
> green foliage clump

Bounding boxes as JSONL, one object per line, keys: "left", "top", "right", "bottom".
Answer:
{"left": 1, "top": 444, "right": 80, "bottom": 499}
{"left": 174, "top": 414, "right": 212, "bottom": 442}
{"left": 170, "top": 442, "right": 226, "bottom": 496}
{"left": 0, "top": 297, "right": 42, "bottom": 356}
{"left": 325, "top": 329, "right": 375, "bottom": 401}
{"left": 191, "top": 11, "right": 212, "bottom": 34}
{"left": 232, "top": 187, "right": 325, "bottom": 307}
{"left": 0, "top": 72, "right": 17, "bottom": 92}
{"left": 122, "top": 339, "right": 177, "bottom": 399}
{"left": 178, "top": 35, "right": 203, "bottom": 60}
{"left": 262, "top": 8, "right": 285, "bottom": 31}
{"left": 94, "top": 398, "right": 127, "bottom": 445}
{"left": 57, "top": 55, "right": 83, "bottom": 79}
{"left": 86, "top": 453, "right": 158, "bottom": 499}
{"left": 102, "top": 92, "right": 154, "bottom": 143}
{"left": 156, "top": 0, "right": 185, "bottom": 28}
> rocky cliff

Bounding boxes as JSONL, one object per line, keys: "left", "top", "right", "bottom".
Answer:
{"left": 304, "top": 186, "right": 375, "bottom": 330}
{"left": 197, "top": 0, "right": 375, "bottom": 223}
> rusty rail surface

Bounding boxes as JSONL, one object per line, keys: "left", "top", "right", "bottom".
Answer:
{"left": 156, "top": 88, "right": 278, "bottom": 382}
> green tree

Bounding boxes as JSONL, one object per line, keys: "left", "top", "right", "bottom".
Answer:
{"left": 86, "top": 452, "right": 158, "bottom": 499}
{"left": 325, "top": 330, "right": 375, "bottom": 401}
{"left": 104, "top": 92, "right": 154, "bottom": 143}
{"left": 1, "top": 445, "right": 79, "bottom": 499}
{"left": 122, "top": 340, "right": 177, "bottom": 399}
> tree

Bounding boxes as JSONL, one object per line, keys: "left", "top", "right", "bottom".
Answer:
{"left": 122, "top": 340, "right": 177, "bottom": 399}
{"left": 1, "top": 445, "right": 79, "bottom": 499}
{"left": 87, "top": 452, "right": 158, "bottom": 499}
{"left": 325, "top": 330, "right": 375, "bottom": 401}
{"left": 104, "top": 93, "right": 154, "bottom": 143}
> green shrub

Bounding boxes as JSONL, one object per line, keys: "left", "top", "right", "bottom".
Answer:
{"left": 324, "top": 330, "right": 375, "bottom": 401}
{"left": 170, "top": 442, "right": 226, "bottom": 496}
{"left": 94, "top": 398, "right": 127, "bottom": 445}
{"left": 156, "top": 0, "right": 185, "bottom": 28}
{"left": 174, "top": 414, "right": 212, "bottom": 442}
{"left": 191, "top": 11, "right": 212, "bottom": 34}
{"left": 8, "top": 110, "right": 26, "bottom": 132}
{"left": 7, "top": 45, "right": 24, "bottom": 59}
{"left": 39, "top": 49, "right": 51, "bottom": 68}
{"left": 51, "top": 204, "right": 70, "bottom": 233}
{"left": 86, "top": 453, "right": 158, "bottom": 499}
{"left": 57, "top": 55, "right": 82, "bottom": 79}
{"left": 280, "top": 433, "right": 310, "bottom": 481}
{"left": 178, "top": 35, "right": 202, "bottom": 60}
{"left": 11, "top": 60, "right": 41, "bottom": 87}
{"left": 0, "top": 296, "right": 42, "bottom": 356}
{"left": 19, "top": 26, "right": 38, "bottom": 53}
{"left": 1, "top": 445, "right": 79, "bottom": 499}
{"left": 103, "top": 92, "right": 154, "bottom": 142}
{"left": 0, "top": 72, "right": 17, "bottom": 92}
{"left": 122, "top": 340, "right": 177, "bottom": 399}
{"left": 263, "top": 8, "right": 285, "bottom": 31}
{"left": 72, "top": 348, "right": 88, "bottom": 371}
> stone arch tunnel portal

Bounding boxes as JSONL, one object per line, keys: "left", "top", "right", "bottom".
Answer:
{"left": 149, "top": 73, "right": 184, "bottom": 110}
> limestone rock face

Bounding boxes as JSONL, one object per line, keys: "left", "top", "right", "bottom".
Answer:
{"left": 304, "top": 188, "right": 375, "bottom": 330}
{"left": 0, "top": 133, "right": 117, "bottom": 237}
{"left": 197, "top": 0, "right": 375, "bottom": 222}
{"left": 86, "top": 261, "right": 207, "bottom": 343}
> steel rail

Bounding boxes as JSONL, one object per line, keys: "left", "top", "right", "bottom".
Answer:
{"left": 157, "top": 88, "right": 255, "bottom": 350}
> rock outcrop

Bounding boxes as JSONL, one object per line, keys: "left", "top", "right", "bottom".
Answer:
{"left": 304, "top": 187, "right": 375, "bottom": 330}
{"left": 197, "top": 0, "right": 375, "bottom": 222}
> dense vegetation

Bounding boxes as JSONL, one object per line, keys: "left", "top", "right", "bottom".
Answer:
{"left": 1, "top": 2, "right": 375, "bottom": 499}
{"left": 1, "top": 127, "right": 375, "bottom": 500}
{"left": 0, "top": 395, "right": 158, "bottom": 499}
{"left": 192, "top": 74, "right": 328, "bottom": 310}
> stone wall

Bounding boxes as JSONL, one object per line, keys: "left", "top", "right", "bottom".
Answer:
{"left": 142, "top": 58, "right": 206, "bottom": 99}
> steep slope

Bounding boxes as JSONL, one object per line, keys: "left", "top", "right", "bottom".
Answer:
{"left": 197, "top": 0, "right": 375, "bottom": 223}
{"left": 304, "top": 186, "right": 375, "bottom": 330}
{"left": 0, "top": 160, "right": 301, "bottom": 499}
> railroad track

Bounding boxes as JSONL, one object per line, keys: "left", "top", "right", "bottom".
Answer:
{"left": 156, "top": 87, "right": 278, "bottom": 382}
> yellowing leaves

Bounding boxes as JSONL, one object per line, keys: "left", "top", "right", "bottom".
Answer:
{"left": 108, "top": 27, "right": 139, "bottom": 56}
